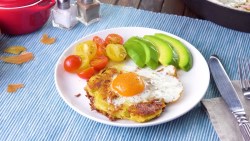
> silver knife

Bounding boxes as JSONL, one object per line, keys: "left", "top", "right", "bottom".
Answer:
{"left": 209, "top": 55, "right": 250, "bottom": 141}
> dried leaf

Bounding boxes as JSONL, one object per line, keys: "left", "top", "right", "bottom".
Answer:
{"left": 7, "top": 84, "right": 24, "bottom": 93}
{"left": 4, "top": 46, "right": 27, "bottom": 54}
{"left": 40, "top": 34, "right": 56, "bottom": 45}
{"left": 75, "top": 93, "right": 81, "bottom": 97}
{"left": 0, "top": 51, "right": 34, "bottom": 64}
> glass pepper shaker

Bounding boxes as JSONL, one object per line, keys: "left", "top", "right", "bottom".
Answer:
{"left": 76, "top": 0, "right": 100, "bottom": 26}
{"left": 52, "top": 0, "right": 78, "bottom": 29}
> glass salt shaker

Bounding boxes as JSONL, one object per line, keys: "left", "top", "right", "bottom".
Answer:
{"left": 76, "top": 0, "right": 100, "bottom": 26}
{"left": 52, "top": 0, "right": 78, "bottom": 29}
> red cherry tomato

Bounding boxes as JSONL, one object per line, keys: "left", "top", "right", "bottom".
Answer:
{"left": 96, "top": 45, "right": 106, "bottom": 56}
{"left": 77, "top": 67, "right": 95, "bottom": 79}
{"left": 93, "top": 36, "right": 106, "bottom": 48}
{"left": 105, "top": 34, "right": 124, "bottom": 44}
{"left": 90, "top": 55, "right": 109, "bottom": 71}
{"left": 93, "top": 36, "right": 107, "bottom": 56}
{"left": 64, "top": 55, "right": 82, "bottom": 73}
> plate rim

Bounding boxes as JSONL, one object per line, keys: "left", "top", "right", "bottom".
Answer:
{"left": 54, "top": 26, "right": 210, "bottom": 127}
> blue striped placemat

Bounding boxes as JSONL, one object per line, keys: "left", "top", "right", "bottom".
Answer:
{"left": 1, "top": 3, "right": 250, "bottom": 141}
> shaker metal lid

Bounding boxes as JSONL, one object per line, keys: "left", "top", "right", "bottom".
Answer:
{"left": 81, "top": 0, "right": 93, "bottom": 4}
{"left": 57, "top": 0, "right": 70, "bottom": 9}
{"left": 0, "top": 0, "right": 41, "bottom": 8}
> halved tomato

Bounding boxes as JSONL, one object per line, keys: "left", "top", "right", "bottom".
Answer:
{"left": 74, "top": 40, "right": 97, "bottom": 60}
{"left": 105, "top": 34, "right": 124, "bottom": 44}
{"left": 93, "top": 36, "right": 106, "bottom": 48}
{"left": 105, "top": 44, "right": 127, "bottom": 62}
{"left": 96, "top": 45, "right": 106, "bottom": 56}
{"left": 90, "top": 55, "right": 109, "bottom": 71}
{"left": 76, "top": 55, "right": 90, "bottom": 73}
{"left": 77, "top": 67, "right": 95, "bottom": 79}
{"left": 93, "top": 36, "right": 107, "bottom": 56}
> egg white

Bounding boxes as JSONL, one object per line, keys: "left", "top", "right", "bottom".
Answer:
{"left": 110, "top": 60, "right": 183, "bottom": 106}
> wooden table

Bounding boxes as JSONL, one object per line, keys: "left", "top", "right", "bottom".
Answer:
{"left": 99, "top": 0, "right": 198, "bottom": 18}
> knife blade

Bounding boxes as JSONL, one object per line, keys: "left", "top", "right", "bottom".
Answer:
{"left": 209, "top": 55, "right": 250, "bottom": 141}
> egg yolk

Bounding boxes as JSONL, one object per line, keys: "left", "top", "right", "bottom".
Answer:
{"left": 112, "top": 72, "right": 145, "bottom": 97}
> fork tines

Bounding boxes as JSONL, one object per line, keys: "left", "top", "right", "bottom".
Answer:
{"left": 238, "top": 58, "right": 250, "bottom": 99}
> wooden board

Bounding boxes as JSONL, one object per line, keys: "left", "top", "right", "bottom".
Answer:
{"left": 139, "top": 0, "right": 164, "bottom": 12}
{"left": 99, "top": 0, "right": 198, "bottom": 18}
{"left": 117, "top": 0, "right": 140, "bottom": 8}
{"left": 183, "top": 7, "right": 199, "bottom": 18}
{"left": 161, "top": 0, "right": 185, "bottom": 15}
{"left": 99, "top": 0, "right": 117, "bottom": 5}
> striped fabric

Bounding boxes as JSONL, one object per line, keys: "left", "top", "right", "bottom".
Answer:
{"left": 1, "top": 3, "right": 249, "bottom": 141}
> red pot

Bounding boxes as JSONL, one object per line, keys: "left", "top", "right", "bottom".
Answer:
{"left": 0, "top": 0, "right": 55, "bottom": 35}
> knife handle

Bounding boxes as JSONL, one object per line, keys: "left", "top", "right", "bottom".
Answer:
{"left": 239, "top": 123, "right": 250, "bottom": 141}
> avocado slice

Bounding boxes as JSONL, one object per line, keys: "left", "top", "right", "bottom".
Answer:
{"left": 130, "top": 37, "right": 159, "bottom": 70}
{"left": 124, "top": 40, "right": 146, "bottom": 68}
{"left": 155, "top": 33, "right": 193, "bottom": 71}
{"left": 127, "top": 37, "right": 151, "bottom": 65}
{"left": 143, "top": 35, "right": 177, "bottom": 66}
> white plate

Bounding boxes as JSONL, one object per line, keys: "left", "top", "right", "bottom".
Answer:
{"left": 54, "top": 27, "right": 210, "bottom": 127}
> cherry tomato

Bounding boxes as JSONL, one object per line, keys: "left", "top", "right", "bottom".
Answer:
{"left": 93, "top": 36, "right": 107, "bottom": 56}
{"left": 93, "top": 36, "right": 106, "bottom": 48}
{"left": 77, "top": 67, "right": 95, "bottom": 79}
{"left": 75, "top": 55, "right": 90, "bottom": 73}
{"left": 64, "top": 55, "right": 82, "bottom": 73}
{"left": 74, "top": 40, "right": 97, "bottom": 60}
{"left": 105, "top": 34, "right": 124, "bottom": 44}
{"left": 90, "top": 55, "right": 109, "bottom": 71}
{"left": 105, "top": 44, "right": 127, "bottom": 62}
{"left": 96, "top": 45, "right": 106, "bottom": 56}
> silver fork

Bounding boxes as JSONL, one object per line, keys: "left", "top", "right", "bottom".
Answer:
{"left": 238, "top": 58, "right": 250, "bottom": 99}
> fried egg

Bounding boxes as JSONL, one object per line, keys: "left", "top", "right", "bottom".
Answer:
{"left": 109, "top": 59, "right": 183, "bottom": 106}
{"left": 85, "top": 59, "right": 184, "bottom": 122}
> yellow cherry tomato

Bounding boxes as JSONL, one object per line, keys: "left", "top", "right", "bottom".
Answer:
{"left": 75, "top": 55, "right": 90, "bottom": 73}
{"left": 74, "top": 40, "right": 97, "bottom": 60}
{"left": 105, "top": 44, "right": 127, "bottom": 62}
